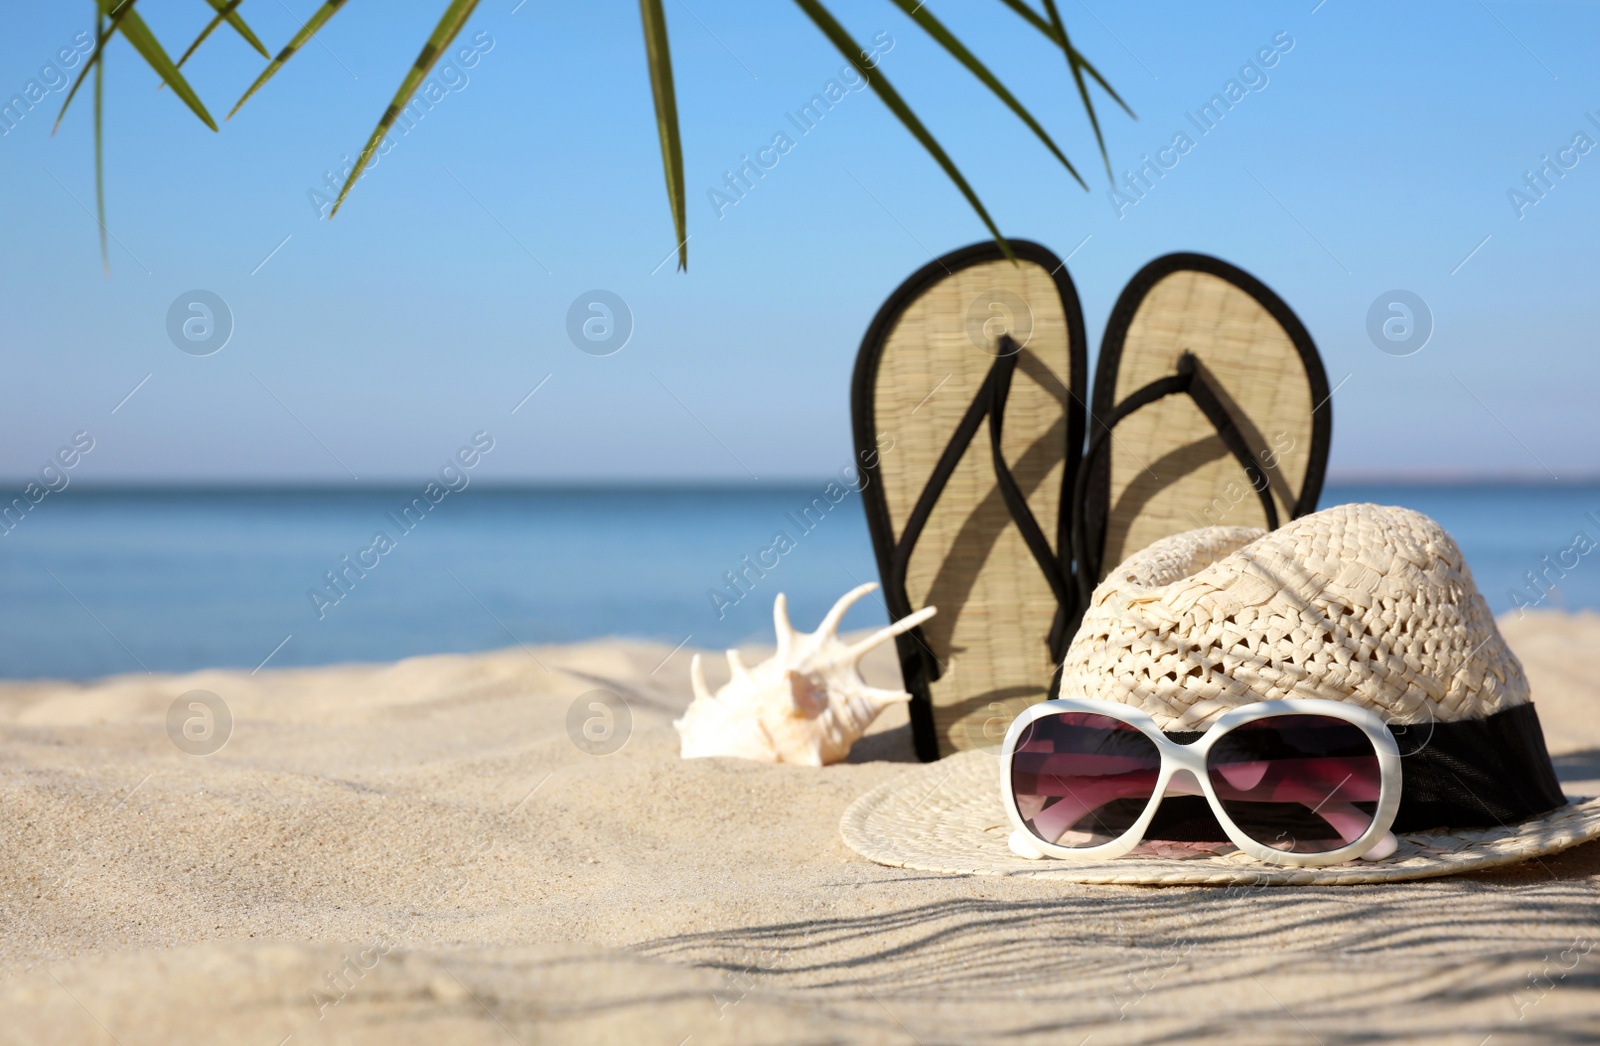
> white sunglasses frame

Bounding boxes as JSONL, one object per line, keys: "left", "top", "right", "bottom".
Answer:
{"left": 1000, "top": 697, "right": 1403, "bottom": 868}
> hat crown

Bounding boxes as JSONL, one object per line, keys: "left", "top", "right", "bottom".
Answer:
{"left": 1059, "top": 502, "right": 1528, "bottom": 731}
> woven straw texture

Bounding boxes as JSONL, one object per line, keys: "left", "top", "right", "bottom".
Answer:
{"left": 874, "top": 258, "right": 1074, "bottom": 755}
{"left": 1103, "top": 269, "right": 1316, "bottom": 574}
{"left": 840, "top": 748, "right": 1600, "bottom": 885}
{"left": 1060, "top": 502, "right": 1528, "bottom": 731}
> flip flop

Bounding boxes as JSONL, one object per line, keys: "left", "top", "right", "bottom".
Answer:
{"left": 1072, "top": 253, "right": 1331, "bottom": 627}
{"left": 852, "top": 241, "right": 1086, "bottom": 762}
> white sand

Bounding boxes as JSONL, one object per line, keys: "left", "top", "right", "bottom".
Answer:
{"left": 3, "top": 612, "right": 1599, "bottom": 1044}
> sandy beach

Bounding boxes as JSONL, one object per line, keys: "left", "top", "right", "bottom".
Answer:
{"left": 3, "top": 610, "right": 1599, "bottom": 1044}
{"left": 7, "top": 0, "right": 1597, "bottom": 1041}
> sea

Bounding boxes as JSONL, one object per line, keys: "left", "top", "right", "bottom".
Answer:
{"left": 0, "top": 482, "right": 1595, "bottom": 680}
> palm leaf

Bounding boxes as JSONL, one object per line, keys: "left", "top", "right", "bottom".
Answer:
{"left": 1040, "top": 0, "right": 1115, "bottom": 177}
{"left": 887, "top": 0, "right": 1085, "bottom": 190}
{"left": 229, "top": 0, "right": 351, "bottom": 119}
{"left": 792, "top": 0, "right": 1011, "bottom": 257}
{"left": 995, "top": 0, "right": 1134, "bottom": 118}
{"left": 995, "top": 0, "right": 1057, "bottom": 40}
{"left": 1070, "top": 49, "right": 1132, "bottom": 119}
{"left": 204, "top": 0, "right": 270, "bottom": 57}
{"left": 94, "top": 8, "right": 109, "bottom": 276}
{"left": 115, "top": 5, "right": 219, "bottom": 130}
{"left": 173, "top": 0, "right": 268, "bottom": 79}
{"left": 53, "top": 0, "right": 136, "bottom": 134}
{"left": 330, "top": 0, "right": 481, "bottom": 216}
{"left": 639, "top": 0, "right": 687, "bottom": 270}
{"left": 999, "top": 0, "right": 1135, "bottom": 153}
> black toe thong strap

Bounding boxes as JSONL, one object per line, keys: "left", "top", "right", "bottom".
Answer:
{"left": 1071, "top": 350, "right": 1281, "bottom": 613}
{"left": 986, "top": 347, "right": 1076, "bottom": 661}
{"left": 889, "top": 338, "right": 1076, "bottom": 685}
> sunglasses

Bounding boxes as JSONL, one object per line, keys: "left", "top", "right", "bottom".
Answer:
{"left": 1000, "top": 698, "right": 1402, "bottom": 867}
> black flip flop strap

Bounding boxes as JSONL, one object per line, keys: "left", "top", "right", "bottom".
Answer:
{"left": 985, "top": 348, "right": 1075, "bottom": 661}
{"left": 889, "top": 342, "right": 1074, "bottom": 677}
{"left": 886, "top": 356, "right": 995, "bottom": 686}
{"left": 1073, "top": 352, "right": 1280, "bottom": 607}
{"left": 1180, "top": 358, "right": 1280, "bottom": 533}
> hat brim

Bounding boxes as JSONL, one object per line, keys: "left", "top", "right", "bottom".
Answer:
{"left": 840, "top": 749, "right": 1600, "bottom": 886}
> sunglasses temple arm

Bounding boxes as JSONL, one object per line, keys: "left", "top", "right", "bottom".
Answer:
{"left": 1277, "top": 798, "right": 1400, "bottom": 861}
{"left": 1360, "top": 832, "right": 1398, "bottom": 861}
{"left": 1009, "top": 829, "right": 1045, "bottom": 859}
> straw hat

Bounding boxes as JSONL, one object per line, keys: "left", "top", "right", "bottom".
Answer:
{"left": 841, "top": 503, "right": 1600, "bottom": 884}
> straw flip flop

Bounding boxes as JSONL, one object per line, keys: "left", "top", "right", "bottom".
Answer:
{"left": 852, "top": 241, "right": 1086, "bottom": 762}
{"left": 1073, "top": 254, "right": 1331, "bottom": 630}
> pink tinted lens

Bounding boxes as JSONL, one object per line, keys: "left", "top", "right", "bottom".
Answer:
{"left": 1009, "top": 712, "right": 1162, "bottom": 848}
{"left": 1206, "top": 714, "right": 1382, "bottom": 854}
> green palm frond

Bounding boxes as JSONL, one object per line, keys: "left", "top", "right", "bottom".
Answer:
{"left": 94, "top": 7, "right": 108, "bottom": 275}
{"left": 54, "top": 0, "right": 137, "bottom": 134}
{"left": 115, "top": 5, "right": 218, "bottom": 129}
{"left": 330, "top": 0, "right": 481, "bottom": 217}
{"left": 203, "top": 0, "right": 271, "bottom": 57}
{"left": 995, "top": 1, "right": 1135, "bottom": 118}
{"left": 230, "top": 0, "right": 352, "bottom": 119}
{"left": 60, "top": 3, "right": 220, "bottom": 132}
{"left": 58, "top": 1, "right": 219, "bottom": 270}
{"left": 1068, "top": 49, "right": 1133, "bottom": 123}
{"left": 640, "top": 0, "right": 687, "bottom": 271}
{"left": 174, "top": 0, "right": 269, "bottom": 76}
{"left": 889, "top": 0, "right": 1086, "bottom": 190}
{"left": 996, "top": 0, "right": 1071, "bottom": 46}
{"left": 1040, "top": 0, "right": 1113, "bottom": 178}
{"left": 1002, "top": 0, "right": 1134, "bottom": 177}
{"left": 794, "top": 0, "right": 1012, "bottom": 258}
{"left": 69, "top": 0, "right": 1129, "bottom": 271}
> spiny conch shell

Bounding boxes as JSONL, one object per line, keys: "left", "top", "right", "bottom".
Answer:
{"left": 674, "top": 584, "right": 936, "bottom": 766}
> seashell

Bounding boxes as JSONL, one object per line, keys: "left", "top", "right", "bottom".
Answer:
{"left": 674, "top": 584, "right": 936, "bottom": 766}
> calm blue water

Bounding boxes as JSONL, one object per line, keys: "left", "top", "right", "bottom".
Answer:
{"left": 0, "top": 482, "right": 1595, "bottom": 680}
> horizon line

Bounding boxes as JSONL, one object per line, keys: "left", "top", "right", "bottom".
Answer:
{"left": 4, "top": 471, "right": 1599, "bottom": 492}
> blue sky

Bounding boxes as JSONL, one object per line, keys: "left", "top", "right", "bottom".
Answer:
{"left": 1, "top": 0, "right": 1597, "bottom": 483}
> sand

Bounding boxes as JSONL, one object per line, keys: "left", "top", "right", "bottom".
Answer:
{"left": 3, "top": 611, "right": 1599, "bottom": 1044}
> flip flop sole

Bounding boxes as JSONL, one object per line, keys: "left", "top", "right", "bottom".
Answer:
{"left": 854, "top": 242, "right": 1085, "bottom": 761}
{"left": 1091, "top": 254, "right": 1330, "bottom": 579}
